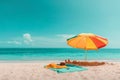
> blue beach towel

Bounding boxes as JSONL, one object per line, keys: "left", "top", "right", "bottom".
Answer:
{"left": 48, "top": 64, "right": 88, "bottom": 73}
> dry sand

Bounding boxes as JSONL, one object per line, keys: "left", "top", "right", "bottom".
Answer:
{"left": 0, "top": 61, "right": 120, "bottom": 80}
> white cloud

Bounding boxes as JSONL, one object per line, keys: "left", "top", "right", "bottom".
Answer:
{"left": 0, "top": 40, "right": 22, "bottom": 45}
{"left": 57, "top": 34, "right": 75, "bottom": 39}
{"left": 30, "top": 36, "right": 68, "bottom": 47}
{"left": 0, "top": 34, "right": 74, "bottom": 47}
{"left": 7, "top": 41, "right": 22, "bottom": 45}
{"left": 28, "top": 34, "right": 75, "bottom": 47}
{"left": 23, "top": 33, "right": 33, "bottom": 44}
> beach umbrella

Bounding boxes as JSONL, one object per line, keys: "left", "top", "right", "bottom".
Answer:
{"left": 67, "top": 33, "right": 108, "bottom": 60}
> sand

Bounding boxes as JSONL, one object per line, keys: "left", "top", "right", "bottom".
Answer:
{"left": 0, "top": 61, "right": 120, "bottom": 80}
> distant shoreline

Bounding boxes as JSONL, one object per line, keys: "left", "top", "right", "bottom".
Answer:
{"left": 0, "top": 59, "right": 120, "bottom": 63}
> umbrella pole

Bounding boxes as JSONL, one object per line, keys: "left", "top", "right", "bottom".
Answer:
{"left": 85, "top": 50, "right": 87, "bottom": 61}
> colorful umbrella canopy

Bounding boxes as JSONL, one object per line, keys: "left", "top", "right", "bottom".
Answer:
{"left": 67, "top": 33, "right": 108, "bottom": 60}
{"left": 67, "top": 33, "right": 108, "bottom": 50}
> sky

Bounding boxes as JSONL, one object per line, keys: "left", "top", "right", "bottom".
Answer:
{"left": 0, "top": 0, "right": 120, "bottom": 48}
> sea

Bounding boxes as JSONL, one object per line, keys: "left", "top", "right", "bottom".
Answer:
{"left": 0, "top": 48, "right": 119, "bottom": 61}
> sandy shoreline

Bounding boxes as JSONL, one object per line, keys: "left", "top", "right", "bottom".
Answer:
{"left": 0, "top": 61, "right": 120, "bottom": 80}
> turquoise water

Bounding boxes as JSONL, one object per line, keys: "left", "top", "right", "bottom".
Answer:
{"left": 0, "top": 48, "right": 120, "bottom": 61}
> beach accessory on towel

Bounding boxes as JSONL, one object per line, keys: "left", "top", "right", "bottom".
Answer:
{"left": 45, "top": 63, "right": 67, "bottom": 69}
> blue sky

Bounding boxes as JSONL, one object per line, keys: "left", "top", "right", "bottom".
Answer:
{"left": 0, "top": 0, "right": 120, "bottom": 48}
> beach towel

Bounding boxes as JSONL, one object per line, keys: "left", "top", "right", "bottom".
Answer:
{"left": 45, "top": 64, "right": 88, "bottom": 73}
